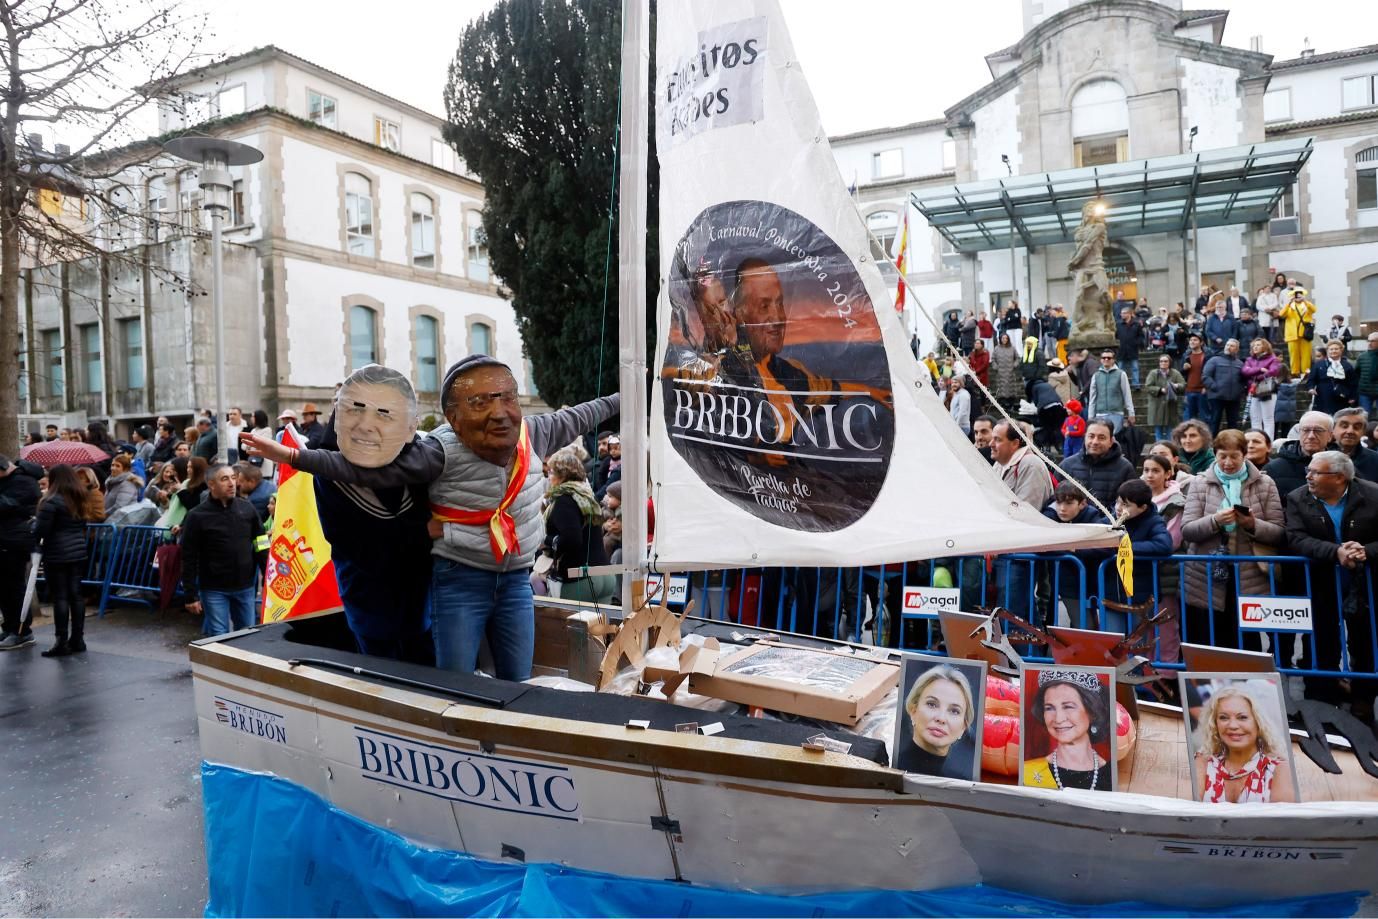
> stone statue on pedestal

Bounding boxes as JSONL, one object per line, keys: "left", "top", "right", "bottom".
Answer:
{"left": 1066, "top": 202, "right": 1116, "bottom": 349}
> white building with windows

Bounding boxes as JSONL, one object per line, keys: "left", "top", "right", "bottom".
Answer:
{"left": 20, "top": 46, "right": 533, "bottom": 437}
{"left": 833, "top": 0, "right": 1378, "bottom": 339}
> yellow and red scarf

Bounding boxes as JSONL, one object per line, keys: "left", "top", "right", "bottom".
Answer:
{"left": 430, "top": 422, "right": 533, "bottom": 562}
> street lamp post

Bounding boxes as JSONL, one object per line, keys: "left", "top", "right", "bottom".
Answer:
{"left": 1001, "top": 154, "right": 1016, "bottom": 313}
{"left": 1188, "top": 126, "right": 1200, "bottom": 304}
{"left": 162, "top": 135, "right": 263, "bottom": 464}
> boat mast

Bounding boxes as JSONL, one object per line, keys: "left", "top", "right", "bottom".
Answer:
{"left": 616, "top": 0, "right": 650, "bottom": 611}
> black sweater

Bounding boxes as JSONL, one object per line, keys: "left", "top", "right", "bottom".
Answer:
{"left": 0, "top": 461, "right": 43, "bottom": 551}
{"left": 544, "top": 493, "right": 608, "bottom": 579}
{"left": 33, "top": 497, "right": 89, "bottom": 564}
{"left": 180, "top": 496, "right": 267, "bottom": 600}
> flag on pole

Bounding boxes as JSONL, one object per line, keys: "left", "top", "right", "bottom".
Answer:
{"left": 261, "top": 425, "right": 343, "bottom": 624}
{"left": 891, "top": 206, "right": 910, "bottom": 314}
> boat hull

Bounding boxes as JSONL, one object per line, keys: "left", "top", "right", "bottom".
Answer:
{"left": 192, "top": 640, "right": 1378, "bottom": 908}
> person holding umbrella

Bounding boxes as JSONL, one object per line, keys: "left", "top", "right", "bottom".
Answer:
{"left": 0, "top": 454, "right": 44, "bottom": 649}
{"left": 33, "top": 465, "right": 100, "bottom": 656}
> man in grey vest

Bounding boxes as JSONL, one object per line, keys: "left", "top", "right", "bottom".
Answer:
{"left": 244, "top": 355, "right": 619, "bottom": 681}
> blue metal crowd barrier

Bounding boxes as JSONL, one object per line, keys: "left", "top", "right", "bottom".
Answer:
{"left": 35, "top": 523, "right": 175, "bottom": 617}
{"left": 97, "top": 524, "right": 177, "bottom": 616}
{"left": 1095, "top": 554, "right": 1378, "bottom": 681}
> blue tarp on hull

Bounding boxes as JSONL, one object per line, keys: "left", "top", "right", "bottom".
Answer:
{"left": 202, "top": 762, "right": 1360, "bottom": 918}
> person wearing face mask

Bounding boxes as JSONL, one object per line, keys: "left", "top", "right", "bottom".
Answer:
{"left": 1264, "top": 410, "right": 1334, "bottom": 497}
{"left": 244, "top": 356, "right": 619, "bottom": 681}
{"left": 1180, "top": 430, "right": 1286, "bottom": 652}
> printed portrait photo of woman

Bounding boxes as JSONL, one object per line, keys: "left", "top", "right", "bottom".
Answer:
{"left": 1020, "top": 665, "right": 1117, "bottom": 792}
{"left": 892, "top": 656, "right": 986, "bottom": 780}
{"left": 1182, "top": 674, "right": 1299, "bottom": 804}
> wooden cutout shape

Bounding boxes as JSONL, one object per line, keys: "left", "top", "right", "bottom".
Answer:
{"left": 595, "top": 578, "right": 694, "bottom": 690}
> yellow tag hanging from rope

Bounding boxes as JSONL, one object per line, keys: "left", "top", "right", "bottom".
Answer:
{"left": 1116, "top": 533, "right": 1134, "bottom": 598}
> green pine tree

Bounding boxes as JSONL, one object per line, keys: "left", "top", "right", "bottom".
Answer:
{"left": 443, "top": 0, "right": 657, "bottom": 408}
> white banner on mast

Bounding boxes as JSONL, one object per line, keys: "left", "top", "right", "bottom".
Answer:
{"left": 650, "top": 0, "right": 1117, "bottom": 568}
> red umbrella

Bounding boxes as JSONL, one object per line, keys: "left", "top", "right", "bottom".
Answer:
{"left": 20, "top": 440, "right": 113, "bottom": 468}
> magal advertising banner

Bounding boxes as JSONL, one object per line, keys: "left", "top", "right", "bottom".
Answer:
{"left": 649, "top": 0, "right": 1118, "bottom": 568}
{"left": 1238, "top": 596, "right": 1314, "bottom": 633}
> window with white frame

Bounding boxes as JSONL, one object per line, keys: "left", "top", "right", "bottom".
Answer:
{"left": 939, "top": 233, "right": 962, "bottom": 270}
{"left": 348, "top": 305, "right": 378, "bottom": 370}
{"left": 1071, "top": 79, "right": 1129, "bottom": 167}
{"left": 109, "top": 185, "right": 138, "bottom": 246}
{"left": 469, "top": 321, "right": 493, "bottom": 356}
{"left": 866, "top": 210, "right": 898, "bottom": 262}
{"left": 345, "top": 172, "right": 375, "bottom": 257}
{"left": 215, "top": 85, "right": 246, "bottom": 118}
{"left": 374, "top": 117, "right": 400, "bottom": 152}
{"left": 431, "top": 138, "right": 454, "bottom": 171}
{"left": 466, "top": 212, "right": 489, "bottom": 283}
{"left": 308, "top": 90, "right": 337, "bottom": 129}
{"left": 1263, "top": 89, "right": 1292, "bottom": 123}
{"left": 120, "top": 317, "right": 144, "bottom": 389}
{"left": 40, "top": 328, "right": 62, "bottom": 398}
{"left": 414, "top": 315, "right": 439, "bottom": 392}
{"left": 1270, "top": 184, "right": 1300, "bottom": 236}
{"left": 146, "top": 176, "right": 168, "bottom": 241}
{"left": 411, "top": 193, "right": 435, "bottom": 269}
{"left": 872, "top": 148, "right": 903, "bottom": 179}
{"left": 231, "top": 179, "right": 245, "bottom": 226}
{"left": 942, "top": 140, "right": 956, "bottom": 171}
{"left": 1342, "top": 75, "right": 1377, "bottom": 111}
{"left": 79, "top": 322, "right": 101, "bottom": 394}
{"left": 178, "top": 169, "right": 202, "bottom": 230}
{"left": 1359, "top": 147, "right": 1378, "bottom": 211}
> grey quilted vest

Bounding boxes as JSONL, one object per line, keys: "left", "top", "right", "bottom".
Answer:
{"left": 429, "top": 423, "right": 545, "bottom": 572}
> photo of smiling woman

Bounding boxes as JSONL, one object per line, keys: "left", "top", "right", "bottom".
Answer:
{"left": 1183, "top": 674, "right": 1299, "bottom": 804}
{"left": 1020, "top": 665, "right": 1117, "bottom": 792}
{"left": 892, "top": 657, "right": 986, "bottom": 780}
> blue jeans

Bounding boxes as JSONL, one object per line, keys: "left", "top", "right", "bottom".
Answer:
{"left": 202, "top": 586, "right": 256, "bottom": 636}
{"left": 1098, "top": 412, "right": 1126, "bottom": 434}
{"left": 430, "top": 557, "right": 534, "bottom": 681}
{"left": 1362, "top": 394, "right": 1376, "bottom": 416}
{"left": 1184, "top": 391, "right": 1206, "bottom": 422}
{"left": 1126, "top": 360, "right": 1140, "bottom": 386}
{"left": 1208, "top": 397, "right": 1240, "bottom": 432}
{"left": 1154, "top": 425, "right": 1171, "bottom": 441}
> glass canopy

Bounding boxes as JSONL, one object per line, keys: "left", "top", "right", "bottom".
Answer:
{"left": 910, "top": 138, "right": 1313, "bottom": 253}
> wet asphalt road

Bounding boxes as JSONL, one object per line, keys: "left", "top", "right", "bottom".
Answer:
{"left": 0, "top": 603, "right": 207, "bottom": 917}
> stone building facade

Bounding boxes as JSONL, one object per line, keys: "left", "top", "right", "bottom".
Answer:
{"left": 19, "top": 46, "right": 532, "bottom": 437}
{"left": 831, "top": 0, "right": 1378, "bottom": 337}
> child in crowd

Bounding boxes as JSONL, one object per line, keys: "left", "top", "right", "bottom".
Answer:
{"left": 1061, "top": 399, "right": 1086, "bottom": 457}
{"left": 1039, "top": 480, "right": 1110, "bottom": 630}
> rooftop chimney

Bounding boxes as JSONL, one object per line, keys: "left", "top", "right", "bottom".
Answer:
{"left": 1300, "top": 38, "right": 1315, "bottom": 58}
{"left": 54, "top": 143, "right": 70, "bottom": 157}
{"left": 1249, "top": 35, "right": 1263, "bottom": 53}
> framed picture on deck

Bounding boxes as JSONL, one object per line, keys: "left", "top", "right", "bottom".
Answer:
{"left": 1179, "top": 672, "right": 1300, "bottom": 804}
{"left": 1019, "top": 664, "right": 1118, "bottom": 792}
{"left": 891, "top": 654, "right": 986, "bottom": 780}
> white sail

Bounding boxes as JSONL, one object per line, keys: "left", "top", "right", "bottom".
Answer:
{"left": 649, "top": 0, "right": 1119, "bottom": 568}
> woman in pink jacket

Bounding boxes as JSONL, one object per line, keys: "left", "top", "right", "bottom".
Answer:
{"left": 1241, "top": 338, "right": 1283, "bottom": 438}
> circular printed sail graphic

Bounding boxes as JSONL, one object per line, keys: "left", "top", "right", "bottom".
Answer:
{"left": 662, "top": 200, "right": 894, "bottom": 532}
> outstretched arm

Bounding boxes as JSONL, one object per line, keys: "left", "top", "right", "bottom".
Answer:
{"left": 527, "top": 395, "right": 621, "bottom": 458}
{"left": 239, "top": 430, "right": 445, "bottom": 487}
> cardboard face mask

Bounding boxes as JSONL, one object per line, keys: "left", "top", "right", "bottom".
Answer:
{"left": 334, "top": 378, "right": 417, "bottom": 468}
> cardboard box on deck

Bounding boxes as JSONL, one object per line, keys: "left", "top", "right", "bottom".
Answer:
{"left": 646, "top": 638, "right": 898, "bottom": 726}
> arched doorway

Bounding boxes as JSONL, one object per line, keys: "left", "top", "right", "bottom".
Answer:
{"left": 1104, "top": 246, "right": 1138, "bottom": 302}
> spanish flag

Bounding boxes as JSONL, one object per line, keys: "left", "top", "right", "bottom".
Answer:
{"left": 261, "top": 425, "right": 343, "bottom": 623}
{"left": 890, "top": 205, "right": 910, "bottom": 314}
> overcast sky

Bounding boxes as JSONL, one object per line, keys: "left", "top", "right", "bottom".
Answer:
{"left": 193, "top": 0, "right": 1359, "bottom": 136}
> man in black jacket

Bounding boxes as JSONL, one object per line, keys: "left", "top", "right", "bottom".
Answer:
{"left": 0, "top": 456, "right": 43, "bottom": 649}
{"left": 181, "top": 464, "right": 268, "bottom": 636}
{"left": 1331, "top": 408, "right": 1378, "bottom": 483}
{"left": 1116, "top": 308, "right": 1144, "bottom": 387}
{"left": 1059, "top": 420, "right": 1135, "bottom": 512}
{"left": 1285, "top": 450, "right": 1378, "bottom": 721}
{"left": 1264, "top": 411, "right": 1333, "bottom": 497}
